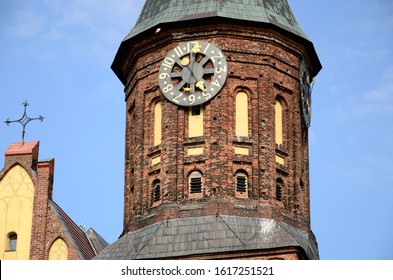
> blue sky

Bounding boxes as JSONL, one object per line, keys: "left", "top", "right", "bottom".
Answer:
{"left": 0, "top": 0, "right": 392, "bottom": 260}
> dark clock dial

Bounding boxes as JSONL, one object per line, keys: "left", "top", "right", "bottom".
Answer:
{"left": 158, "top": 41, "right": 227, "bottom": 106}
{"left": 300, "top": 58, "right": 312, "bottom": 128}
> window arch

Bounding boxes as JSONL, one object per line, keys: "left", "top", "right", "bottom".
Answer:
{"left": 236, "top": 91, "right": 249, "bottom": 137}
{"left": 189, "top": 170, "right": 203, "bottom": 198}
{"left": 48, "top": 238, "right": 68, "bottom": 260}
{"left": 275, "top": 99, "right": 283, "bottom": 146}
{"left": 153, "top": 101, "right": 162, "bottom": 146}
{"left": 235, "top": 171, "right": 248, "bottom": 198}
{"left": 276, "top": 178, "right": 284, "bottom": 202}
{"left": 151, "top": 180, "right": 161, "bottom": 205}
{"left": 7, "top": 232, "right": 17, "bottom": 251}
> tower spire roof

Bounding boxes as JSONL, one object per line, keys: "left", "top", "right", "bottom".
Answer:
{"left": 125, "top": 0, "right": 309, "bottom": 42}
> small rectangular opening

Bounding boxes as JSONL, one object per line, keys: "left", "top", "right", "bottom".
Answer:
{"left": 192, "top": 105, "right": 201, "bottom": 116}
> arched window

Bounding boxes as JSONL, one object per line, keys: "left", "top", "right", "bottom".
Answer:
{"left": 48, "top": 238, "right": 68, "bottom": 260}
{"left": 7, "top": 232, "right": 17, "bottom": 251}
{"left": 236, "top": 91, "right": 248, "bottom": 137}
{"left": 235, "top": 171, "right": 248, "bottom": 198}
{"left": 189, "top": 171, "right": 203, "bottom": 197}
{"left": 275, "top": 100, "right": 283, "bottom": 146}
{"left": 154, "top": 102, "right": 162, "bottom": 146}
{"left": 152, "top": 180, "right": 161, "bottom": 205}
{"left": 276, "top": 178, "right": 284, "bottom": 202}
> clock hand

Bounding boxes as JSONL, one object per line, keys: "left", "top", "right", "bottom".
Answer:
{"left": 190, "top": 52, "right": 195, "bottom": 81}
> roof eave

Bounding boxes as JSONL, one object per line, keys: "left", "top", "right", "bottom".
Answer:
{"left": 111, "top": 17, "right": 322, "bottom": 86}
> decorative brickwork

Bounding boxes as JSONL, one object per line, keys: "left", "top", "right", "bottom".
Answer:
{"left": 120, "top": 22, "right": 314, "bottom": 232}
{"left": 100, "top": 0, "right": 322, "bottom": 260}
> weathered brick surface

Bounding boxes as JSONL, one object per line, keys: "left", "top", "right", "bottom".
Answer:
{"left": 117, "top": 20, "right": 316, "bottom": 259}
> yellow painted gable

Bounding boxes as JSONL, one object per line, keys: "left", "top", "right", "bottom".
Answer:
{"left": 0, "top": 165, "right": 34, "bottom": 260}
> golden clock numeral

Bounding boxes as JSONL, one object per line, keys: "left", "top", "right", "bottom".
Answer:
{"left": 191, "top": 42, "right": 201, "bottom": 53}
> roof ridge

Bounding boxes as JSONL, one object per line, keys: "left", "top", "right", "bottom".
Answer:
{"left": 135, "top": 220, "right": 164, "bottom": 258}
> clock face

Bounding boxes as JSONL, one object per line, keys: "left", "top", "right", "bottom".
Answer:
{"left": 158, "top": 41, "right": 227, "bottom": 106}
{"left": 300, "top": 59, "right": 312, "bottom": 128}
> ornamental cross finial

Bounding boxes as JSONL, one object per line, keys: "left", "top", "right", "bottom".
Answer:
{"left": 4, "top": 101, "right": 45, "bottom": 144}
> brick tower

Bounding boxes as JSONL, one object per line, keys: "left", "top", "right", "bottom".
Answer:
{"left": 96, "top": 0, "right": 322, "bottom": 260}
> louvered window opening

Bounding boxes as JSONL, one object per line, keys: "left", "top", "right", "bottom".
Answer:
{"left": 152, "top": 183, "right": 161, "bottom": 202}
{"left": 236, "top": 175, "right": 247, "bottom": 193}
{"left": 190, "top": 177, "right": 202, "bottom": 194}
{"left": 276, "top": 182, "right": 282, "bottom": 202}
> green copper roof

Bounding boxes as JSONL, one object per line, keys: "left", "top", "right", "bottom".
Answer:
{"left": 124, "top": 0, "right": 310, "bottom": 42}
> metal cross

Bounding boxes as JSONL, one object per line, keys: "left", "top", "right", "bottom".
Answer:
{"left": 5, "top": 101, "right": 44, "bottom": 144}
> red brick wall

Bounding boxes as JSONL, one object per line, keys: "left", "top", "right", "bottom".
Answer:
{"left": 29, "top": 159, "right": 82, "bottom": 260}
{"left": 41, "top": 205, "right": 82, "bottom": 260}
{"left": 119, "top": 20, "right": 313, "bottom": 239}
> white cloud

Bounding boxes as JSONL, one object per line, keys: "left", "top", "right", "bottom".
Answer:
{"left": 337, "top": 65, "right": 393, "bottom": 119}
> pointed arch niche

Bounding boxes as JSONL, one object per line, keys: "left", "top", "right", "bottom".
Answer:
{"left": 48, "top": 238, "right": 68, "bottom": 260}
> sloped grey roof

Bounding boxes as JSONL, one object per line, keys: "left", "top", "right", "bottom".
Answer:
{"left": 94, "top": 215, "right": 319, "bottom": 260}
{"left": 86, "top": 228, "right": 109, "bottom": 254}
{"left": 125, "top": 0, "right": 309, "bottom": 42}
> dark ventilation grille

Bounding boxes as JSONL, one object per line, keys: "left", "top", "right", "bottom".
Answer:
{"left": 152, "top": 182, "right": 161, "bottom": 203}
{"left": 190, "top": 177, "right": 202, "bottom": 194}
{"left": 236, "top": 175, "right": 247, "bottom": 193}
{"left": 276, "top": 180, "right": 283, "bottom": 202}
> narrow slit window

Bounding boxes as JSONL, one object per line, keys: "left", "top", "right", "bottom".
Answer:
{"left": 235, "top": 91, "right": 249, "bottom": 137}
{"left": 275, "top": 100, "right": 283, "bottom": 146}
{"left": 154, "top": 102, "right": 162, "bottom": 146}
